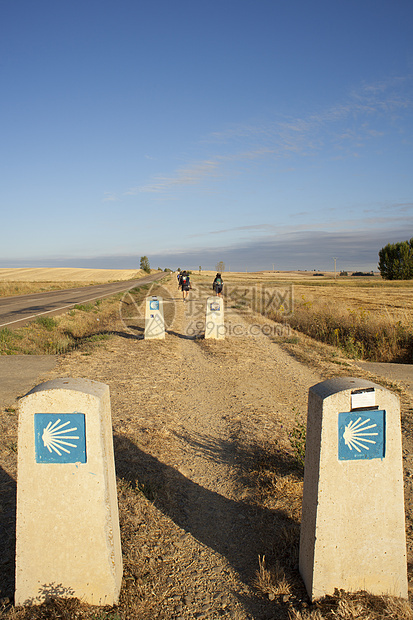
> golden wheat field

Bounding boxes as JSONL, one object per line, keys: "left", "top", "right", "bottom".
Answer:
{"left": 0, "top": 268, "right": 145, "bottom": 298}
{"left": 205, "top": 271, "right": 413, "bottom": 320}
{"left": 0, "top": 267, "right": 142, "bottom": 282}
{"left": 193, "top": 271, "right": 413, "bottom": 362}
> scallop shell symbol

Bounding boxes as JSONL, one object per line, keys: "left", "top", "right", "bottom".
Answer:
{"left": 42, "top": 418, "right": 80, "bottom": 456}
{"left": 342, "top": 416, "right": 378, "bottom": 453}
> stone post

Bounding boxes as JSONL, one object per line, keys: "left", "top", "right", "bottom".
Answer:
{"left": 205, "top": 296, "right": 225, "bottom": 340}
{"left": 144, "top": 295, "right": 165, "bottom": 339}
{"left": 299, "top": 377, "right": 407, "bottom": 600}
{"left": 15, "top": 378, "right": 122, "bottom": 606}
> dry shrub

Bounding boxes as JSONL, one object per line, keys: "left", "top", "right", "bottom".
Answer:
{"left": 272, "top": 523, "right": 301, "bottom": 572}
{"left": 0, "top": 296, "right": 121, "bottom": 355}
{"left": 269, "top": 297, "right": 413, "bottom": 362}
{"left": 250, "top": 443, "right": 303, "bottom": 519}
{"left": 289, "top": 609, "right": 324, "bottom": 620}
{"left": 238, "top": 439, "right": 304, "bottom": 596}
{"left": 267, "top": 475, "right": 303, "bottom": 520}
{"left": 254, "top": 555, "right": 291, "bottom": 599}
{"left": 60, "top": 305, "right": 113, "bottom": 340}
{"left": 288, "top": 590, "right": 413, "bottom": 620}
{"left": 0, "top": 598, "right": 95, "bottom": 620}
{"left": 217, "top": 273, "right": 413, "bottom": 363}
{"left": 0, "top": 324, "right": 72, "bottom": 355}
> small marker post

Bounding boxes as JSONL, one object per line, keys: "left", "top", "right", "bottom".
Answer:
{"left": 299, "top": 377, "right": 407, "bottom": 600}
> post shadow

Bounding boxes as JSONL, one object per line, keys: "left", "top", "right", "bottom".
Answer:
{"left": 1, "top": 431, "right": 304, "bottom": 617}
{"left": 114, "top": 432, "right": 305, "bottom": 617}
{"left": 0, "top": 465, "right": 16, "bottom": 600}
{"left": 165, "top": 329, "right": 199, "bottom": 340}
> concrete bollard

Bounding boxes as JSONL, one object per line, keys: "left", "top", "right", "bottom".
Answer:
{"left": 144, "top": 295, "right": 165, "bottom": 339}
{"left": 205, "top": 296, "right": 225, "bottom": 340}
{"left": 15, "top": 378, "right": 122, "bottom": 606}
{"left": 299, "top": 377, "right": 407, "bottom": 601}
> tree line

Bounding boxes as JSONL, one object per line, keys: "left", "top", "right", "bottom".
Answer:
{"left": 378, "top": 239, "right": 413, "bottom": 280}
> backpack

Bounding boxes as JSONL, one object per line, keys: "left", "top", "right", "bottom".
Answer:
{"left": 215, "top": 277, "right": 222, "bottom": 286}
{"left": 182, "top": 276, "right": 188, "bottom": 285}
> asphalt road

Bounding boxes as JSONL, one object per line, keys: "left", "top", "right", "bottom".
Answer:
{"left": 355, "top": 360, "right": 413, "bottom": 396}
{"left": 0, "top": 271, "right": 165, "bottom": 329}
{"left": 0, "top": 355, "right": 58, "bottom": 407}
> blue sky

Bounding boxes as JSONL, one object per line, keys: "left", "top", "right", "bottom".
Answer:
{"left": 1, "top": 0, "right": 412, "bottom": 271}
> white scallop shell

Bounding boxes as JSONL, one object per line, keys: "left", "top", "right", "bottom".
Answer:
{"left": 41, "top": 419, "right": 80, "bottom": 456}
{"left": 342, "top": 416, "right": 378, "bottom": 452}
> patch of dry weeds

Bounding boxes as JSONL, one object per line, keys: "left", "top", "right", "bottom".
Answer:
{"left": 254, "top": 556, "right": 292, "bottom": 600}
{"left": 289, "top": 590, "right": 413, "bottom": 620}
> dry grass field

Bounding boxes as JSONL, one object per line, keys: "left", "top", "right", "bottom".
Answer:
{"left": 0, "top": 281, "right": 158, "bottom": 356}
{"left": 0, "top": 268, "right": 142, "bottom": 282}
{"left": 0, "top": 268, "right": 144, "bottom": 297}
{"left": 192, "top": 271, "right": 413, "bottom": 363}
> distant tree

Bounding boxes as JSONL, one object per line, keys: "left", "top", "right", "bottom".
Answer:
{"left": 216, "top": 261, "right": 225, "bottom": 272}
{"left": 140, "top": 256, "right": 151, "bottom": 273}
{"left": 378, "top": 239, "right": 413, "bottom": 280}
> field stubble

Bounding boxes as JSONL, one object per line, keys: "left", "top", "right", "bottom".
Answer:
{"left": 202, "top": 272, "right": 413, "bottom": 363}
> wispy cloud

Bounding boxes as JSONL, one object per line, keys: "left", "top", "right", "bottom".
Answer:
{"left": 362, "top": 201, "right": 413, "bottom": 215}
{"left": 102, "top": 192, "right": 120, "bottom": 202}
{"left": 208, "top": 75, "right": 413, "bottom": 156}
{"left": 124, "top": 147, "right": 275, "bottom": 196}
{"left": 125, "top": 159, "right": 221, "bottom": 195}
{"left": 119, "top": 75, "right": 412, "bottom": 200}
{"left": 188, "top": 224, "right": 277, "bottom": 239}
{"left": 187, "top": 206, "right": 413, "bottom": 243}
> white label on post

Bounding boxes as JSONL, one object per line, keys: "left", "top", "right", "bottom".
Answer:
{"left": 351, "top": 388, "right": 376, "bottom": 409}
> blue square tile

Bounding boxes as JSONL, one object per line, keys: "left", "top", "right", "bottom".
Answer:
{"left": 338, "top": 410, "right": 385, "bottom": 461}
{"left": 34, "top": 413, "right": 87, "bottom": 463}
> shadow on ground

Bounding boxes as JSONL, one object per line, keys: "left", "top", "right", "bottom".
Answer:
{"left": 0, "top": 466, "right": 16, "bottom": 599}
{"left": 114, "top": 433, "right": 307, "bottom": 618}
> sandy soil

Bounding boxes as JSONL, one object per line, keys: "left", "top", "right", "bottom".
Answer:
{"left": 1, "top": 277, "right": 413, "bottom": 618}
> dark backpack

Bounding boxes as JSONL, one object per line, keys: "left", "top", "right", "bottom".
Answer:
{"left": 182, "top": 276, "right": 188, "bottom": 285}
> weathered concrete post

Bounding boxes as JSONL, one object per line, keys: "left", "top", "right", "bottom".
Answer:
{"left": 205, "top": 296, "right": 225, "bottom": 340}
{"left": 300, "top": 377, "right": 407, "bottom": 600}
{"left": 144, "top": 295, "right": 165, "bottom": 339}
{"left": 15, "top": 378, "right": 122, "bottom": 606}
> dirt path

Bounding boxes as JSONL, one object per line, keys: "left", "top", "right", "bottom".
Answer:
{"left": 1, "top": 278, "right": 412, "bottom": 618}
{"left": 34, "top": 281, "right": 322, "bottom": 618}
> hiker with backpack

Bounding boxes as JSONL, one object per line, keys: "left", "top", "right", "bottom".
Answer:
{"left": 213, "top": 273, "right": 223, "bottom": 297}
{"left": 179, "top": 270, "right": 191, "bottom": 301}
